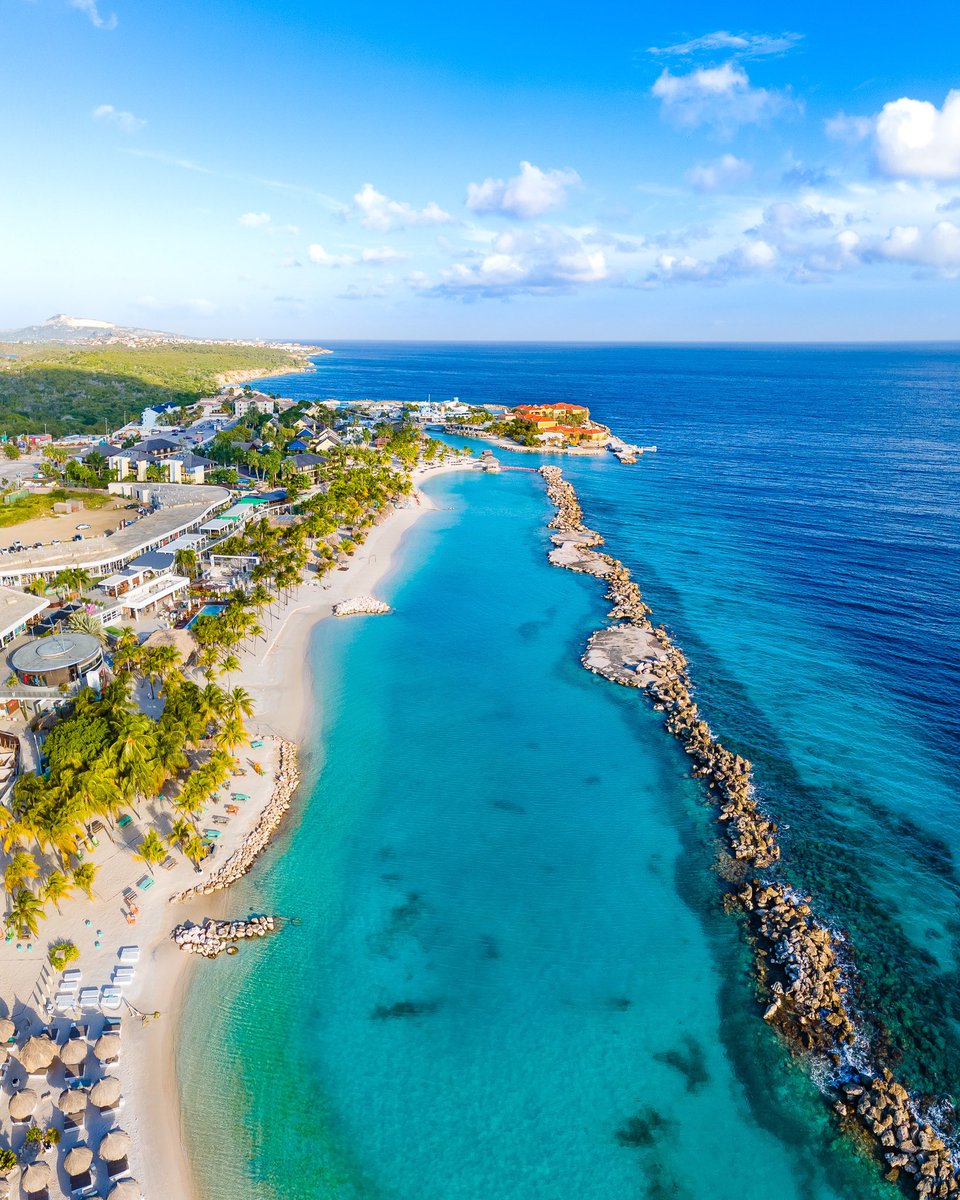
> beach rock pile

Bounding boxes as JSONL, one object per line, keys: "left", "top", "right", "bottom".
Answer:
{"left": 333, "top": 595, "right": 391, "bottom": 616}
{"left": 836, "top": 1073, "right": 960, "bottom": 1194}
{"left": 172, "top": 736, "right": 301, "bottom": 901}
{"left": 537, "top": 465, "right": 960, "bottom": 1199}
{"left": 172, "top": 915, "right": 277, "bottom": 958}
{"left": 738, "top": 882, "right": 855, "bottom": 1049}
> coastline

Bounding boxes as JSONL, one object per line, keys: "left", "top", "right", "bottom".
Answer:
{"left": 148, "top": 457, "right": 473, "bottom": 1200}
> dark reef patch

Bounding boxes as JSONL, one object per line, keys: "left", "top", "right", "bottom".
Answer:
{"left": 654, "top": 1035, "right": 709, "bottom": 1094}
{"left": 615, "top": 1107, "right": 675, "bottom": 1148}
{"left": 371, "top": 1000, "right": 441, "bottom": 1021}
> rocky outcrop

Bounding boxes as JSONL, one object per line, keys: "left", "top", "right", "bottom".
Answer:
{"left": 537, "top": 464, "right": 960, "bottom": 1198}
{"left": 172, "top": 915, "right": 277, "bottom": 958}
{"left": 172, "top": 736, "right": 301, "bottom": 900}
{"left": 333, "top": 595, "right": 391, "bottom": 616}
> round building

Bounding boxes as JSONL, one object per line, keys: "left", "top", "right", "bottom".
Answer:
{"left": 11, "top": 631, "right": 104, "bottom": 689}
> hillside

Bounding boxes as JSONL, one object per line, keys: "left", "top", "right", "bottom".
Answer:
{"left": 0, "top": 342, "right": 316, "bottom": 435}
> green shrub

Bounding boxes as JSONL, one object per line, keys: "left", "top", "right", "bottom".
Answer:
{"left": 48, "top": 940, "right": 79, "bottom": 971}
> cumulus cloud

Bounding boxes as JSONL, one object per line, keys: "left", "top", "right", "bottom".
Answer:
{"left": 686, "top": 154, "right": 752, "bottom": 192}
{"left": 648, "top": 31, "right": 802, "bottom": 59}
{"left": 92, "top": 104, "right": 145, "bottom": 134}
{"left": 651, "top": 63, "right": 794, "bottom": 132}
{"left": 874, "top": 91, "right": 960, "bottom": 180}
{"left": 69, "top": 0, "right": 117, "bottom": 29}
{"left": 308, "top": 243, "right": 355, "bottom": 268}
{"left": 353, "top": 183, "right": 452, "bottom": 232}
{"left": 651, "top": 238, "right": 777, "bottom": 284}
{"left": 238, "top": 212, "right": 271, "bottom": 227}
{"left": 466, "top": 161, "right": 581, "bottom": 219}
{"left": 422, "top": 226, "right": 608, "bottom": 299}
{"left": 877, "top": 220, "right": 960, "bottom": 273}
{"left": 361, "top": 246, "right": 405, "bottom": 264}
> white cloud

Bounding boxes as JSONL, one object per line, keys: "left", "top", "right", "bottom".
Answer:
{"left": 874, "top": 91, "right": 960, "bottom": 180}
{"left": 361, "top": 246, "right": 404, "bottom": 264}
{"left": 824, "top": 112, "right": 872, "bottom": 144}
{"left": 69, "top": 0, "right": 117, "bottom": 29}
{"left": 92, "top": 104, "right": 145, "bottom": 134}
{"left": 238, "top": 212, "right": 272, "bottom": 227}
{"left": 308, "top": 244, "right": 355, "bottom": 268}
{"left": 423, "top": 226, "right": 608, "bottom": 299}
{"left": 686, "top": 154, "right": 752, "bottom": 192}
{"left": 652, "top": 238, "right": 777, "bottom": 284}
{"left": 652, "top": 62, "right": 794, "bottom": 132}
{"left": 877, "top": 220, "right": 960, "bottom": 273}
{"left": 353, "top": 183, "right": 452, "bottom": 232}
{"left": 465, "top": 161, "right": 581, "bottom": 219}
{"left": 648, "top": 31, "right": 802, "bottom": 59}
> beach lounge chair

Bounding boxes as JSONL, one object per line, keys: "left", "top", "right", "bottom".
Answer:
{"left": 203, "top": 829, "right": 221, "bottom": 839}
{"left": 160, "top": 854, "right": 176, "bottom": 870}
{"left": 233, "top": 792, "right": 250, "bottom": 801}
{"left": 117, "top": 815, "right": 133, "bottom": 830}
{"left": 100, "top": 988, "right": 122, "bottom": 1011}
{"left": 117, "top": 947, "right": 140, "bottom": 965}
{"left": 62, "top": 969, "right": 82, "bottom": 986}
{"left": 77, "top": 988, "right": 99, "bottom": 1009}
{"left": 53, "top": 993, "right": 76, "bottom": 1010}
{"left": 250, "top": 739, "right": 264, "bottom": 748}
{"left": 122, "top": 888, "right": 138, "bottom": 907}
{"left": 136, "top": 875, "right": 154, "bottom": 891}
{"left": 225, "top": 804, "right": 239, "bottom": 814}
{"left": 211, "top": 815, "right": 228, "bottom": 826}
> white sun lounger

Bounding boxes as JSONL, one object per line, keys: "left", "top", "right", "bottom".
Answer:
{"left": 77, "top": 988, "right": 99, "bottom": 1008}
{"left": 117, "top": 946, "right": 140, "bottom": 964}
{"left": 62, "top": 969, "right": 82, "bottom": 985}
{"left": 100, "top": 988, "right": 122, "bottom": 1010}
{"left": 53, "top": 993, "right": 77, "bottom": 1010}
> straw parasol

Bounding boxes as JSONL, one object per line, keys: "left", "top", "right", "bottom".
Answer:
{"left": 21, "top": 1162, "right": 50, "bottom": 1196}
{"left": 0, "top": 1017, "right": 14, "bottom": 1042}
{"left": 57, "top": 1088, "right": 87, "bottom": 1116}
{"left": 99, "top": 1129, "right": 131, "bottom": 1162}
{"left": 8, "top": 1088, "right": 37, "bottom": 1121}
{"left": 19, "top": 1035, "right": 56, "bottom": 1074}
{"left": 90, "top": 1076, "right": 121, "bottom": 1108}
{"left": 108, "top": 1181, "right": 141, "bottom": 1200}
{"left": 94, "top": 1033, "right": 121, "bottom": 1062}
{"left": 60, "top": 1037, "right": 88, "bottom": 1068}
{"left": 64, "top": 1146, "right": 94, "bottom": 1176}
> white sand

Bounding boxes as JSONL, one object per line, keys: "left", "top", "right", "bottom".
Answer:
{"left": 0, "top": 458, "right": 475, "bottom": 1200}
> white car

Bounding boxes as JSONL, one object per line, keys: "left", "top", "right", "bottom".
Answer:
{"left": 76, "top": 522, "right": 90, "bottom": 530}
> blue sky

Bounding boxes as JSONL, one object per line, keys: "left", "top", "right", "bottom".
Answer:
{"left": 4, "top": 0, "right": 960, "bottom": 340}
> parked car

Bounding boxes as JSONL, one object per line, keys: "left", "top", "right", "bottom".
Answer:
{"left": 76, "top": 522, "right": 90, "bottom": 530}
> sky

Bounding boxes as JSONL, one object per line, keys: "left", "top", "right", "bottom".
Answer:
{"left": 3, "top": 0, "right": 960, "bottom": 341}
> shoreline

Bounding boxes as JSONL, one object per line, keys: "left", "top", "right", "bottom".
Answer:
{"left": 537, "top": 464, "right": 960, "bottom": 1199}
{"left": 151, "top": 456, "right": 474, "bottom": 1200}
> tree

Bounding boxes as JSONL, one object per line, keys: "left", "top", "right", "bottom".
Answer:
{"left": 41, "top": 870, "right": 75, "bottom": 913}
{"left": 183, "top": 833, "right": 209, "bottom": 872}
{"left": 168, "top": 816, "right": 194, "bottom": 848}
{"left": 134, "top": 828, "right": 166, "bottom": 875}
{"left": 6, "top": 888, "right": 47, "bottom": 938}
{"left": 66, "top": 610, "right": 108, "bottom": 643}
{"left": 72, "top": 862, "right": 98, "bottom": 899}
{"left": 3, "top": 442, "right": 19, "bottom": 461}
{"left": 174, "top": 548, "right": 199, "bottom": 579}
{"left": 4, "top": 850, "right": 39, "bottom": 893}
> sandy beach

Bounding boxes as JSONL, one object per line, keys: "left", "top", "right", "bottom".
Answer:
{"left": 0, "top": 457, "right": 474, "bottom": 1200}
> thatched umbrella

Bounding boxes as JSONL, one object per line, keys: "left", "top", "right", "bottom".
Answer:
{"left": 108, "top": 1181, "right": 141, "bottom": 1200}
{"left": 64, "top": 1146, "right": 94, "bottom": 1176}
{"left": 19, "top": 1035, "right": 55, "bottom": 1074}
{"left": 60, "top": 1037, "right": 88, "bottom": 1068}
{"left": 0, "top": 1017, "right": 14, "bottom": 1042}
{"left": 99, "top": 1129, "right": 131, "bottom": 1162}
{"left": 8, "top": 1087, "right": 37, "bottom": 1121}
{"left": 21, "top": 1162, "right": 50, "bottom": 1196}
{"left": 57, "top": 1088, "right": 87, "bottom": 1116}
{"left": 90, "top": 1075, "right": 121, "bottom": 1109}
{"left": 94, "top": 1033, "right": 121, "bottom": 1062}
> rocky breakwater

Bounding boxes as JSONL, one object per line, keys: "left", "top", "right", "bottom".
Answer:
{"left": 173, "top": 736, "right": 301, "bottom": 901}
{"left": 536, "top": 465, "right": 960, "bottom": 1197}
{"left": 333, "top": 595, "right": 391, "bottom": 616}
{"left": 172, "top": 915, "right": 277, "bottom": 958}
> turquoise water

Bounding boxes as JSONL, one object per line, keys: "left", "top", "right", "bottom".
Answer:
{"left": 186, "top": 603, "right": 225, "bottom": 629}
{"left": 178, "top": 344, "right": 960, "bottom": 1199}
{"left": 179, "top": 465, "right": 888, "bottom": 1200}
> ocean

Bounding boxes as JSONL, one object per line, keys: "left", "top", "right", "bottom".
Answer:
{"left": 178, "top": 343, "right": 960, "bottom": 1199}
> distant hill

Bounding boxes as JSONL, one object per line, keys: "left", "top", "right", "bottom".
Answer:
{"left": 0, "top": 314, "right": 177, "bottom": 345}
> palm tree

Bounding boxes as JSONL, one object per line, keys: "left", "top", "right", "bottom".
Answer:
{"left": 66, "top": 610, "right": 107, "bottom": 644}
{"left": 72, "top": 862, "right": 98, "bottom": 900}
{"left": 219, "top": 653, "right": 241, "bottom": 680}
{"left": 134, "top": 829, "right": 166, "bottom": 875}
{"left": 41, "top": 870, "right": 74, "bottom": 913}
{"left": 215, "top": 715, "right": 248, "bottom": 752}
{"left": 224, "top": 686, "right": 255, "bottom": 725}
{"left": 4, "top": 850, "right": 39, "bottom": 894}
{"left": 6, "top": 888, "right": 47, "bottom": 938}
{"left": 183, "top": 834, "right": 209, "bottom": 873}
{"left": 168, "top": 817, "right": 194, "bottom": 849}
{"left": 173, "top": 548, "right": 198, "bottom": 580}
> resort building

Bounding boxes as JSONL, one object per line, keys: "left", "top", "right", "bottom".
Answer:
{"left": 233, "top": 392, "right": 276, "bottom": 417}
{"left": 9, "top": 630, "right": 104, "bottom": 690}
{"left": 0, "top": 587, "right": 50, "bottom": 648}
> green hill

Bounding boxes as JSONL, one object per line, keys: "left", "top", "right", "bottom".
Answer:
{"left": 0, "top": 342, "right": 312, "bottom": 435}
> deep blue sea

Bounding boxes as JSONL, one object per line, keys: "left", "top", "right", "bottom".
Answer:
{"left": 179, "top": 343, "right": 960, "bottom": 1200}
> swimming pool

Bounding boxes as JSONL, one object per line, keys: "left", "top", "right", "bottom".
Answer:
{"left": 186, "top": 603, "right": 225, "bottom": 629}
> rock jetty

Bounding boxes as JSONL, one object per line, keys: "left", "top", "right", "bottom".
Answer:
{"left": 333, "top": 595, "right": 391, "bottom": 616}
{"left": 172, "top": 915, "right": 277, "bottom": 958}
{"left": 172, "top": 736, "right": 301, "bottom": 901}
{"left": 537, "top": 464, "right": 960, "bottom": 1197}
